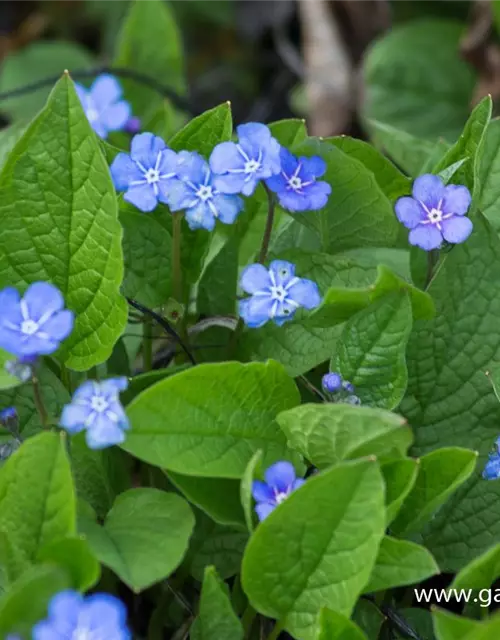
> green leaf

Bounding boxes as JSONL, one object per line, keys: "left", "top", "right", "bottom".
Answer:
{"left": 328, "top": 135, "right": 410, "bottom": 201}
{"left": 123, "top": 361, "right": 301, "bottom": 478}
{"left": 316, "top": 609, "right": 368, "bottom": 640}
{"left": 167, "top": 471, "right": 246, "bottom": 528}
{"left": 113, "top": 0, "right": 185, "bottom": 118}
{"left": 277, "top": 403, "right": 412, "bottom": 468}
{"left": 433, "top": 96, "right": 492, "bottom": 192}
{"left": 0, "top": 432, "right": 75, "bottom": 581}
{"left": 169, "top": 103, "right": 232, "bottom": 155}
{"left": 397, "top": 609, "right": 435, "bottom": 640}
{"left": 381, "top": 458, "right": 419, "bottom": 524}
{"left": 363, "top": 536, "right": 438, "bottom": 593}
{"left": 291, "top": 139, "right": 399, "bottom": 254}
{"left": 240, "top": 450, "right": 263, "bottom": 533}
{"left": 433, "top": 609, "right": 480, "bottom": 640}
{"left": 0, "top": 122, "right": 29, "bottom": 171}
{"left": 242, "top": 459, "right": 386, "bottom": 640}
{"left": 120, "top": 206, "right": 172, "bottom": 308}
{"left": 352, "top": 600, "right": 385, "bottom": 640}
{"left": 400, "top": 213, "right": 500, "bottom": 570}
{"left": 450, "top": 542, "right": 500, "bottom": 590}
{"left": 37, "top": 536, "right": 100, "bottom": 591}
{"left": 0, "top": 349, "right": 22, "bottom": 391}
{"left": 368, "top": 120, "right": 448, "bottom": 178}
{"left": 332, "top": 292, "right": 413, "bottom": 409}
{"left": 197, "top": 236, "right": 238, "bottom": 316}
{"left": 477, "top": 118, "right": 500, "bottom": 230}
{"left": 0, "top": 41, "right": 93, "bottom": 121}
{"left": 362, "top": 20, "right": 476, "bottom": 141}
{"left": 187, "top": 510, "right": 247, "bottom": 582}
{"left": 391, "top": 447, "right": 477, "bottom": 537}
{"left": 0, "top": 74, "right": 127, "bottom": 370}
{"left": 238, "top": 251, "right": 379, "bottom": 377}
{"left": 0, "top": 564, "right": 70, "bottom": 637}
{"left": 121, "top": 365, "right": 191, "bottom": 405}
{"left": 270, "top": 119, "right": 308, "bottom": 147}
{"left": 79, "top": 487, "right": 194, "bottom": 592}
{"left": 191, "top": 566, "right": 244, "bottom": 640}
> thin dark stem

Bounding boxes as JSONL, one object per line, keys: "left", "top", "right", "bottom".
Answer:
{"left": 297, "top": 375, "right": 328, "bottom": 402}
{"left": 32, "top": 376, "right": 49, "bottom": 429}
{"left": 0, "top": 66, "right": 191, "bottom": 113}
{"left": 425, "top": 249, "right": 439, "bottom": 289}
{"left": 143, "top": 316, "right": 153, "bottom": 372}
{"left": 126, "top": 298, "right": 195, "bottom": 365}
{"left": 258, "top": 185, "right": 276, "bottom": 265}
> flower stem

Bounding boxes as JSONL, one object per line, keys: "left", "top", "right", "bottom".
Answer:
{"left": 258, "top": 185, "right": 276, "bottom": 265}
{"left": 267, "top": 620, "right": 284, "bottom": 640}
{"left": 172, "top": 212, "right": 183, "bottom": 303}
{"left": 242, "top": 605, "right": 257, "bottom": 638}
{"left": 143, "top": 315, "right": 153, "bottom": 372}
{"left": 425, "top": 249, "right": 439, "bottom": 289}
{"left": 32, "top": 375, "right": 49, "bottom": 429}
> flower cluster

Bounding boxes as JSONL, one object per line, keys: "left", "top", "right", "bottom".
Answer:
{"left": 322, "top": 371, "right": 360, "bottom": 405}
{"left": 395, "top": 174, "right": 473, "bottom": 251}
{"left": 252, "top": 461, "right": 305, "bottom": 521}
{"left": 110, "top": 122, "right": 331, "bottom": 231}
{"left": 32, "top": 590, "right": 130, "bottom": 639}
{"left": 238, "top": 260, "right": 321, "bottom": 328}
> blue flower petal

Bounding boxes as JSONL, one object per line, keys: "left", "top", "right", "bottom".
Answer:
{"left": 279, "top": 147, "right": 299, "bottom": 176}
{"left": 441, "top": 215, "right": 473, "bottom": 244}
{"left": 124, "top": 184, "right": 158, "bottom": 212}
{"left": 264, "top": 461, "right": 296, "bottom": 492}
{"left": 442, "top": 184, "right": 472, "bottom": 216}
{"left": 100, "top": 101, "right": 131, "bottom": 132}
{"left": 408, "top": 224, "right": 443, "bottom": 251}
{"left": 252, "top": 479, "right": 275, "bottom": 503}
{"left": 213, "top": 194, "right": 243, "bottom": 225}
{"left": 130, "top": 133, "right": 166, "bottom": 168}
{"left": 185, "top": 202, "right": 216, "bottom": 231}
{"left": 24, "top": 282, "right": 64, "bottom": 321}
{"left": 167, "top": 179, "right": 197, "bottom": 211}
{"left": 269, "top": 260, "right": 296, "bottom": 287}
{"left": 213, "top": 173, "right": 247, "bottom": 195}
{"left": 238, "top": 296, "right": 273, "bottom": 328}
{"left": 265, "top": 173, "right": 287, "bottom": 193}
{"left": 483, "top": 453, "right": 500, "bottom": 480}
{"left": 395, "top": 197, "right": 424, "bottom": 230}
{"left": 84, "top": 592, "right": 130, "bottom": 629}
{"left": 72, "top": 380, "right": 97, "bottom": 403}
{"left": 412, "top": 174, "right": 445, "bottom": 209}
{"left": 255, "top": 502, "right": 275, "bottom": 521}
{"left": 86, "top": 414, "right": 127, "bottom": 449}
{"left": 157, "top": 148, "right": 178, "bottom": 176}
{"left": 292, "top": 478, "right": 306, "bottom": 491}
{"left": 240, "top": 264, "right": 272, "bottom": 294}
{"left": 301, "top": 155, "right": 326, "bottom": 178}
{"left": 236, "top": 122, "right": 272, "bottom": 146}
{"left": 275, "top": 189, "right": 309, "bottom": 212}
{"left": 47, "top": 589, "right": 82, "bottom": 623}
{"left": 175, "top": 150, "right": 208, "bottom": 185}
{"left": 90, "top": 74, "right": 123, "bottom": 109}
{"left": 110, "top": 153, "right": 144, "bottom": 191}
{"left": 100, "top": 377, "right": 128, "bottom": 395}
{"left": 287, "top": 278, "right": 321, "bottom": 310}
{"left": 60, "top": 403, "right": 88, "bottom": 433}
{"left": 209, "top": 141, "right": 245, "bottom": 175}
{"left": 303, "top": 181, "right": 331, "bottom": 210}
{"left": 41, "top": 310, "right": 74, "bottom": 341}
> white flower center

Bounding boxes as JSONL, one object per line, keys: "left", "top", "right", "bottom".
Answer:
{"left": 288, "top": 176, "right": 303, "bottom": 190}
{"left": 274, "top": 490, "right": 289, "bottom": 505}
{"left": 145, "top": 168, "right": 160, "bottom": 184}
{"left": 72, "top": 628, "right": 95, "bottom": 640}
{"left": 90, "top": 396, "right": 108, "bottom": 413}
{"left": 428, "top": 208, "right": 443, "bottom": 224}
{"left": 245, "top": 159, "right": 260, "bottom": 174}
{"left": 21, "top": 319, "right": 39, "bottom": 336}
{"left": 86, "top": 108, "right": 99, "bottom": 123}
{"left": 196, "top": 185, "right": 213, "bottom": 202}
{"left": 270, "top": 285, "right": 287, "bottom": 303}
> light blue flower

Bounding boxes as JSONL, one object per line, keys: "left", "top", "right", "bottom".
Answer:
{"left": 210, "top": 122, "right": 281, "bottom": 196}
{"left": 0, "top": 283, "right": 74, "bottom": 358}
{"left": 168, "top": 151, "right": 244, "bottom": 231}
{"left": 322, "top": 372, "right": 342, "bottom": 393}
{"left": 252, "top": 461, "right": 305, "bottom": 521}
{"left": 0, "top": 407, "right": 16, "bottom": 423}
{"left": 484, "top": 451, "right": 500, "bottom": 480}
{"left": 60, "top": 378, "right": 129, "bottom": 450}
{"left": 75, "top": 74, "right": 131, "bottom": 139}
{"left": 266, "top": 148, "right": 331, "bottom": 212}
{"left": 33, "top": 590, "right": 131, "bottom": 640}
{"left": 110, "top": 132, "right": 178, "bottom": 212}
{"left": 239, "top": 260, "right": 321, "bottom": 328}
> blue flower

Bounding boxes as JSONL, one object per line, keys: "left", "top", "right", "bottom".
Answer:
{"left": 0, "top": 407, "right": 16, "bottom": 423}
{"left": 239, "top": 260, "right": 321, "bottom": 328}
{"left": 322, "top": 372, "right": 342, "bottom": 393}
{"left": 343, "top": 380, "right": 355, "bottom": 394}
{"left": 33, "top": 590, "right": 131, "bottom": 640}
{"left": 124, "top": 116, "right": 141, "bottom": 134}
{"left": 75, "top": 74, "right": 131, "bottom": 139}
{"left": 252, "top": 461, "right": 305, "bottom": 521}
{"left": 4, "top": 355, "right": 37, "bottom": 383}
{"left": 168, "top": 151, "right": 244, "bottom": 231}
{"left": 0, "top": 283, "right": 74, "bottom": 358}
{"left": 266, "top": 148, "right": 331, "bottom": 212}
{"left": 110, "top": 133, "right": 178, "bottom": 212}
{"left": 60, "top": 378, "right": 129, "bottom": 450}
{"left": 346, "top": 394, "right": 361, "bottom": 405}
{"left": 483, "top": 452, "right": 500, "bottom": 480}
{"left": 210, "top": 122, "right": 281, "bottom": 196}
{"left": 395, "top": 174, "right": 473, "bottom": 251}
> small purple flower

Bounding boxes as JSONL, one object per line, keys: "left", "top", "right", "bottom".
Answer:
{"left": 322, "top": 372, "right": 342, "bottom": 393}
{"left": 210, "top": 122, "right": 281, "bottom": 196}
{"left": 168, "top": 151, "right": 244, "bottom": 231}
{"left": 483, "top": 452, "right": 500, "bottom": 480}
{"left": 395, "top": 174, "right": 472, "bottom": 251}
{"left": 75, "top": 74, "right": 131, "bottom": 139}
{"left": 124, "top": 116, "right": 141, "bottom": 135}
{"left": 60, "top": 378, "right": 129, "bottom": 450}
{"left": 0, "top": 407, "right": 16, "bottom": 423}
{"left": 0, "top": 283, "right": 74, "bottom": 358}
{"left": 5, "top": 354, "right": 37, "bottom": 383}
{"left": 110, "top": 132, "right": 178, "bottom": 212}
{"left": 343, "top": 380, "right": 355, "bottom": 394}
{"left": 252, "top": 461, "right": 305, "bottom": 521}
{"left": 33, "top": 590, "right": 131, "bottom": 640}
{"left": 266, "top": 148, "right": 331, "bottom": 212}
{"left": 239, "top": 260, "right": 321, "bottom": 328}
